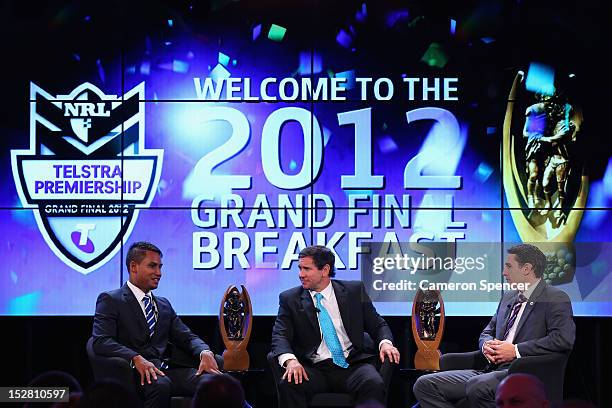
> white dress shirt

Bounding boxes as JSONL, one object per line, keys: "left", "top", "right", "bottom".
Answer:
{"left": 506, "top": 279, "right": 540, "bottom": 358}
{"left": 127, "top": 280, "right": 157, "bottom": 319}
{"left": 278, "top": 281, "right": 392, "bottom": 367}
{"left": 126, "top": 281, "right": 210, "bottom": 362}
{"left": 482, "top": 279, "right": 541, "bottom": 361}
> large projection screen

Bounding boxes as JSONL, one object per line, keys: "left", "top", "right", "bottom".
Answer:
{"left": 1, "top": 0, "right": 610, "bottom": 316}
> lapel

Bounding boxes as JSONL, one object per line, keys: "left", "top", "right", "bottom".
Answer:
{"left": 513, "top": 280, "right": 546, "bottom": 338}
{"left": 332, "top": 280, "right": 351, "bottom": 336}
{"left": 300, "top": 289, "right": 319, "bottom": 333}
{"left": 122, "top": 283, "right": 149, "bottom": 336}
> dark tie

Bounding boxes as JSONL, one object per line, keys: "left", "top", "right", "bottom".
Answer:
{"left": 502, "top": 294, "right": 527, "bottom": 341}
{"left": 143, "top": 294, "right": 156, "bottom": 337}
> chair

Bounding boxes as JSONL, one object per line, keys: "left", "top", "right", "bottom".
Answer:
{"left": 86, "top": 337, "right": 219, "bottom": 408}
{"left": 438, "top": 350, "right": 569, "bottom": 406}
{"left": 267, "top": 334, "right": 394, "bottom": 407}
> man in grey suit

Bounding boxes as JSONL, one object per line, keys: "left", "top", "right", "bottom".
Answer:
{"left": 413, "top": 243, "right": 575, "bottom": 408}
{"left": 271, "top": 245, "right": 401, "bottom": 407}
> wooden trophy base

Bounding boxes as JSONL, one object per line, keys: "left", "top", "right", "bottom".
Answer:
{"left": 222, "top": 348, "right": 250, "bottom": 372}
{"left": 414, "top": 349, "right": 441, "bottom": 371}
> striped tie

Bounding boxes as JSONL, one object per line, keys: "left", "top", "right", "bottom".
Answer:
{"left": 502, "top": 294, "right": 527, "bottom": 341}
{"left": 314, "top": 293, "right": 349, "bottom": 368}
{"left": 143, "top": 294, "right": 156, "bottom": 337}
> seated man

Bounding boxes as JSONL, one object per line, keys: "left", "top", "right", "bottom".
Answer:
{"left": 271, "top": 245, "right": 400, "bottom": 407}
{"left": 92, "top": 241, "right": 221, "bottom": 408}
{"left": 414, "top": 243, "right": 575, "bottom": 408}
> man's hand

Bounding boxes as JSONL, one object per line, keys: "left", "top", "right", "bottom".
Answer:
{"left": 133, "top": 355, "right": 165, "bottom": 385}
{"left": 282, "top": 359, "right": 309, "bottom": 384}
{"left": 488, "top": 340, "right": 517, "bottom": 364}
{"left": 379, "top": 342, "right": 400, "bottom": 364}
{"left": 482, "top": 339, "right": 497, "bottom": 363}
{"left": 196, "top": 351, "right": 222, "bottom": 376}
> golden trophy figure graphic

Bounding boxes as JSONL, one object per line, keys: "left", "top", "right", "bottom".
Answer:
{"left": 219, "top": 285, "right": 252, "bottom": 371}
{"left": 411, "top": 289, "right": 445, "bottom": 370}
{"left": 503, "top": 70, "right": 587, "bottom": 284}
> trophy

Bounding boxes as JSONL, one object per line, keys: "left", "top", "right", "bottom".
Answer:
{"left": 219, "top": 285, "right": 252, "bottom": 371}
{"left": 411, "top": 289, "right": 445, "bottom": 370}
{"left": 503, "top": 71, "right": 586, "bottom": 284}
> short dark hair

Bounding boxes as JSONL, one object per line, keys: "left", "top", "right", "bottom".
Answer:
{"left": 507, "top": 244, "right": 546, "bottom": 278}
{"left": 299, "top": 245, "right": 336, "bottom": 277}
{"left": 125, "top": 241, "right": 162, "bottom": 270}
{"left": 192, "top": 373, "right": 245, "bottom": 408}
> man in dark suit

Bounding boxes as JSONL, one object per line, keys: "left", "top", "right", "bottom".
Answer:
{"left": 271, "top": 245, "right": 400, "bottom": 407}
{"left": 92, "top": 241, "right": 221, "bottom": 408}
{"left": 413, "top": 243, "right": 575, "bottom": 408}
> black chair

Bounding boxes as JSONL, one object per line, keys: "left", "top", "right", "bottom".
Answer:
{"left": 86, "top": 337, "right": 220, "bottom": 408}
{"left": 438, "top": 350, "right": 569, "bottom": 406}
{"left": 267, "top": 334, "right": 394, "bottom": 407}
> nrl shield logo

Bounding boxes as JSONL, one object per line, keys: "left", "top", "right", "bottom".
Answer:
{"left": 11, "top": 82, "right": 163, "bottom": 274}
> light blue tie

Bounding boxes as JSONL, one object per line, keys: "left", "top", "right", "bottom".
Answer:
{"left": 314, "top": 293, "right": 349, "bottom": 368}
{"left": 143, "top": 294, "right": 156, "bottom": 337}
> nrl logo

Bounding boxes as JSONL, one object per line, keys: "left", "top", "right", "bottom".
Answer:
{"left": 11, "top": 82, "right": 163, "bottom": 274}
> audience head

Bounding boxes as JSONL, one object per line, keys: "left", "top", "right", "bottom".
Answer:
{"left": 28, "top": 370, "right": 82, "bottom": 392}
{"left": 51, "top": 392, "right": 82, "bottom": 408}
{"left": 25, "top": 371, "right": 82, "bottom": 408}
{"left": 191, "top": 373, "right": 245, "bottom": 408}
{"left": 496, "top": 373, "right": 549, "bottom": 408}
{"left": 77, "top": 380, "right": 139, "bottom": 408}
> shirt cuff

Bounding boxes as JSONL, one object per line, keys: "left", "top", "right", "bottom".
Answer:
{"left": 514, "top": 344, "right": 521, "bottom": 359}
{"left": 278, "top": 353, "right": 297, "bottom": 368}
{"left": 378, "top": 339, "right": 393, "bottom": 350}
{"left": 200, "top": 349, "right": 214, "bottom": 360}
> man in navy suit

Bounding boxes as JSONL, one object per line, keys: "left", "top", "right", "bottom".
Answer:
{"left": 271, "top": 245, "right": 401, "bottom": 407}
{"left": 92, "top": 242, "right": 221, "bottom": 408}
{"left": 413, "top": 243, "right": 575, "bottom": 408}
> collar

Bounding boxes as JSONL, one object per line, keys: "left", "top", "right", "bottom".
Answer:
{"left": 521, "top": 278, "right": 541, "bottom": 300}
{"left": 127, "top": 280, "right": 149, "bottom": 303}
{"left": 310, "top": 280, "right": 333, "bottom": 301}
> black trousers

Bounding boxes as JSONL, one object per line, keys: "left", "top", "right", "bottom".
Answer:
{"left": 413, "top": 368, "right": 508, "bottom": 408}
{"left": 137, "top": 366, "right": 210, "bottom": 408}
{"left": 277, "top": 358, "right": 385, "bottom": 408}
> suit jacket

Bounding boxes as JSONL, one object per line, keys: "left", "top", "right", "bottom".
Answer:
{"left": 271, "top": 280, "right": 393, "bottom": 364}
{"left": 92, "top": 283, "right": 209, "bottom": 366}
{"left": 479, "top": 280, "right": 575, "bottom": 362}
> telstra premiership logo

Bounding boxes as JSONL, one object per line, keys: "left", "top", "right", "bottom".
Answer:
{"left": 11, "top": 82, "right": 163, "bottom": 274}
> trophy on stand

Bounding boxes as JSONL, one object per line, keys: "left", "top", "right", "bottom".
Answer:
{"left": 411, "top": 289, "right": 445, "bottom": 370}
{"left": 219, "top": 285, "right": 252, "bottom": 371}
